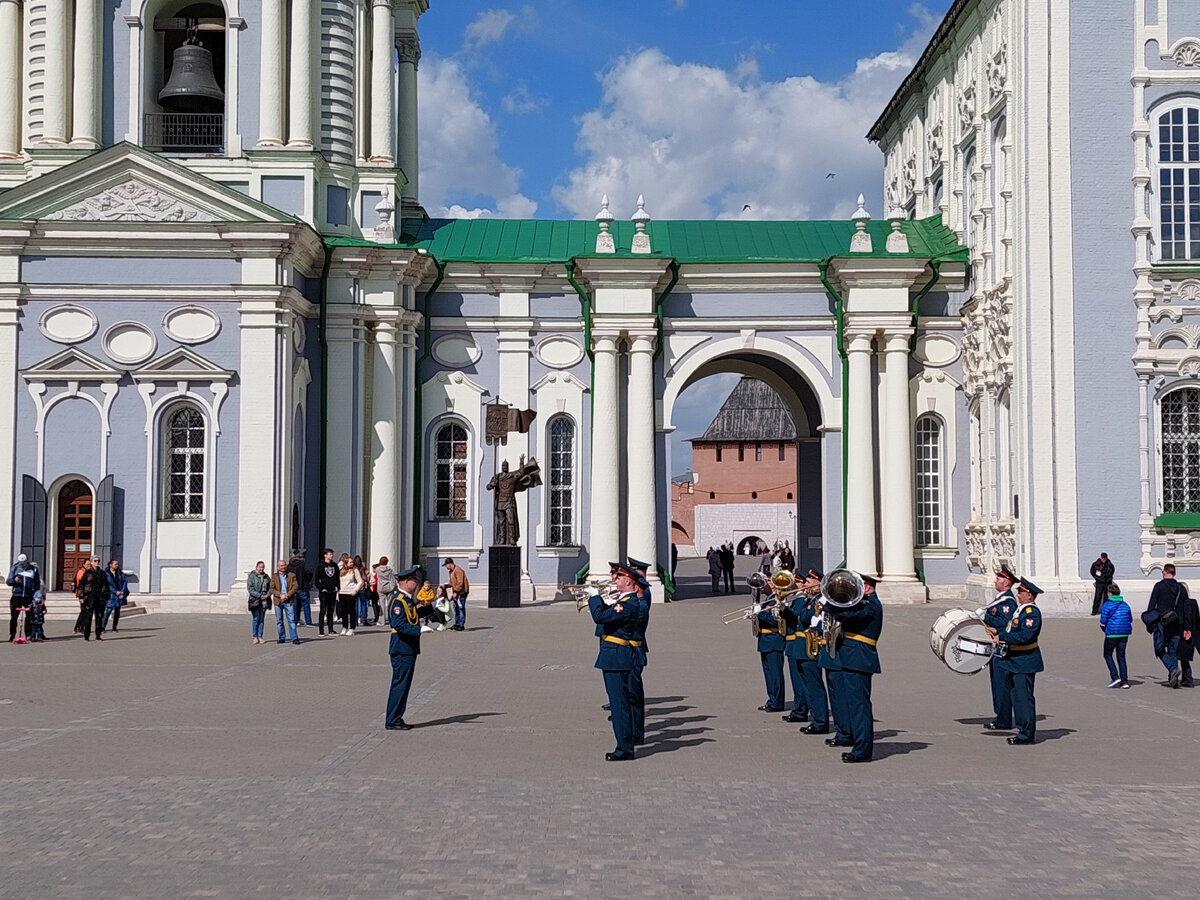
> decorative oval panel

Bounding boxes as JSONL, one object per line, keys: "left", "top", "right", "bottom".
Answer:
{"left": 431, "top": 333, "right": 481, "bottom": 368}
{"left": 103, "top": 322, "right": 157, "bottom": 365}
{"left": 163, "top": 305, "right": 221, "bottom": 344}
{"left": 534, "top": 335, "right": 584, "bottom": 369}
{"left": 914, "top": 334, "right": 960, "bottom": 367}
{"left": 40, "top": 305, "right": 98, "bottom": 344}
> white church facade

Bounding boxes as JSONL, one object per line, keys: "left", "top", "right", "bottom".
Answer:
{"left": 4, "top": 0, "right": 1176, "bottom": 611}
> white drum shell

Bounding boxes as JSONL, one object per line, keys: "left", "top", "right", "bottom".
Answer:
{"left": 930, "top": 608, "right": 994, "bottom": 675}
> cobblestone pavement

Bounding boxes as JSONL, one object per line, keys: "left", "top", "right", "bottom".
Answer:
{"left": 3, "top": 574, "right": 1199, "bottom": 898}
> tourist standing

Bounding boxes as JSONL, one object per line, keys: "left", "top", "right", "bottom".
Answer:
{"left": 1090, "top": 552, "right": 1115, "bottom": 616}
{"left": 287, "top": 550, "right": 312, "bottom": 627}
{"left": 247, "top": 561, "right": 271, "bottom": 644}
{"left": 102, "top": 559, "right": 129, "bottom": 633}
{"left": 707, "top": 547, "right": 720, "bottom": 592}
{"left": 78, "top": 558, "right": 107, "bottom": 640}
{"left": 444, "top": 558, "right": 469, "bottom": 631}
{"left": 7, "top": 554, "right": 40, "bottom": 642}
{"left": 1099, "top": 583, "right": 1132, "bottom": 688}
{"left": 316, "top": 548, "right": 339, "bottom": 636}
{"left": 270, "top": 559, "right": 300, "bottom": 645}
{"left": 720, "top": 544, "right": 736, "bottom": 593}
{"left": 354, "top": 554, "right": 370, "bottom": 627}
{"left": 337, "top": 553, "right": 362, "bottom": 635}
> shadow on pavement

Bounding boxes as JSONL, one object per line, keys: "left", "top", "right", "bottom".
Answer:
{"left": 1033, "top": 728, "right": 1075, "bottom": 742}
{"left": 637, "top": 736, "right": 715, "bottom": 757}
{"left": 645, "top": 696, "right": 687, "bottom": 705}
{"left": 872, "top": 740, "right": 931, "bottom": 759}
{"left": 646, "top": 715, "right": 715, "bottom": 731}
{"left": 415, "top": 712, "right": 505, "bottom": 728}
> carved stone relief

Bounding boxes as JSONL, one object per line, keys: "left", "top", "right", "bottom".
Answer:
{"left": 46, "top": 180, "right": 215, "bottom": 222}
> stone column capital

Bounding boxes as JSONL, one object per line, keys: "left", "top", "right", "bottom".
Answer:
{"left": 628, "top": 335, "right": 656, "bottom": 355}
{"left": 396, "top": 31, "right": 421, "bottom": 66}
{"left": 882, "top": 331, "right": 913, "bottom": 353}
{"left": 593, "top": 336, "right": 619, "bottom": 355}
{"left": 846, "top": 331, "right": 875, "bottom": 353}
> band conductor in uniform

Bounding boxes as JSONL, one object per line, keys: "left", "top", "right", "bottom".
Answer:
{"left": 385, "top": 565, "right": 432, "bottom": 731}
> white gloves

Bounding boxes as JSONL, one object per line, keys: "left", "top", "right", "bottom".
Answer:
{"left": 974, "top": 607, "right": 987, "bottom": 618}
{"left": 587, "top": 587, "right": 601, "bottom": 598}
{"left": 420, "top": 625, "right": 433, "bottom": 633}
{"left": 752, "top": 604, "right": 763, "bottom": 614}
{"left": 603, "top": 594, "right": 619, "bottom": 607}
{"left": 810, "top": 615, "right": 822, "bottom": 628}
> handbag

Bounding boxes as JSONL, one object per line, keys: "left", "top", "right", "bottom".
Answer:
{"left": 1141, "top": 608, "right": 1161, "bottom": 633}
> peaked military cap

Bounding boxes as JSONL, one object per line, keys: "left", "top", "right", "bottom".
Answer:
{"left": 806, "top": 567, "right": 823, "bottom": 581}
{"left": 1017, "top": 577, "right": 1043, "bottom": 596}
{"left": 627, "top": 557, "right": 650, "bottom": 572}
{"left": 396, "top": 565, "right": 422, "bottom": 581}
{"left": 997, "top": 565, "right": 1019, "bottom": 583}
{"left": 860, "top": 573, "right": 879, "bottom": 587}
{"left": 612, "top": 563, "right": 639, "bottom": 581}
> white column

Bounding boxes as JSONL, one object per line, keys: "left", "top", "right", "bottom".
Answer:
{"left": 0, "top": 0, "right": 21, "bottom": 156}
{"left": 368, "top": 318, "right": 399, "bottom": 559}
{"left": 324, "top": 309, "right": 364, "bottom": 551}
{"left": 287, "top": 0, "right": 314, "bottom": 148}
{"left": 588, "top": 336, "right": 621, "bottom": 575}
{"left": 70, "top": 0, "right": 99, "bottom": 146}
{"left": 844, "top": 331, "right": 877, "bottom": 575}
{"left": 626, "top": 335, "right": 659, "bottom": 587}
{"left": 369, "top": 0, "right": 395, "bottom": 163}
{"left": 257, "top": 0, "right": 285, "bottom": 147}
{"left": 42, "top": 0, "right": 68, "bottom": 144}
{"left": 396, "top": 32, "right": 420, "bottom": 203}
{"left": 0, "top": 285, "right": 19, "bottom": 563}
{"left": 880, "top": 333, "right": 917, "bottom": 581}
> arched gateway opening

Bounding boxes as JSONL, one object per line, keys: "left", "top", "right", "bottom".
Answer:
{"left": 663, "top": 343, "right": 838, "bottom": 582}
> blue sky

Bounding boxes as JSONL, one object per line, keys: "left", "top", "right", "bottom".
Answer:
{"left": 414, "top": 1, "right": 953, "bottom": 473}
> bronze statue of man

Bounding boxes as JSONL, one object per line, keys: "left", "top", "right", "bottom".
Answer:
{"left": 486, "top": 455, "right": 541, "bottom": 546}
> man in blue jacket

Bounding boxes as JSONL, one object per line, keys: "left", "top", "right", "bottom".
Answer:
{"left": 625, "top": 558, "right": 652, "bottom": 746}
{"left": 827, "top": 574, "right": 883, "bottom": 762}
{"left": 981, "top": 566, "right": 1020, "bottom": 731}
{"left": 754, "top": 586, "right": 786, "bottom": 712}
{"left": 589, "top": 564, "right": 641, "bottom": 761}
{"left": 994, "top": 577, "right": 1044, "bottom": 745}
{"left": 385, "top": 566, "right": 433, "bottom": 731}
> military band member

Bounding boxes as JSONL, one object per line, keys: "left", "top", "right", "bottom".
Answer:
{"left": 827, "top": 573, "right": 883, "bottom": 762}
{"left": 794, "top": 568, "right": 831, "bottom": 734}
{"left": 778, "top": 575, "right": 811, "bottom": 724}
{"left": 755, "top": 588, "right": 787, "bottom": 712}
{"left": 994, "top": 577, "right": 1044, "bottom": 745}
{"left": 981, "top": 566, "right": 1020, "bottom": 731}
{"left": 812, "top": 567, "right": 852, "bottom": 743}
{"left": 626, "top": 562, "right": 651, "bottom": 746}
{"left": 589, "top": 564, "right": 642, "bottom": 761}
{"left": 385, "top": 566, "right": 433, "bottom": 731}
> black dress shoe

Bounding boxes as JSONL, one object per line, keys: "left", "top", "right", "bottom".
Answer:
{"left": 757, "top": 704, "right": 784, "bottom": 712}
{"left": 783, "top": 714, "right": 810, "bottom": 723}
{"left": 800, "top": 724, "right": 829, "bottom": 735}
{"left": 983, "top": 723, "right": 1011, "bottom": 731}
{"left": 841, "top": 752, "right": 871, "bottom": 763}
{"left": 1006, "top": 736, "right": 1034, "bottom": 745}
{"left": 825, "top": 737, "right": 852, "bottom": 747}
{"left": 601, "top": 704, "right": 611, "bottom": 710}
{"left": 604, "top": 752, "right": 635, "bottom": 762}
{"left": 385, "top": 721, "right": 414, "bottom": 731}
{"left": 291, "top": 639, "right": 301, "bottom": 645}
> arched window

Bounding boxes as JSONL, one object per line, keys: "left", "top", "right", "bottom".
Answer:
{"left": 962, "top": 146, "right": 977, "bottom": 250}
{"left": 162, "top": 405, "right": 206, "bottom": 519}
{"left": 1157, "top": 105, "right": 1200, "bottom": 261}
{"left": 1161, "top": 388, "right": 1200, "bottom": 513}
{"left": 547, "top": 416, "right": 576, "bottom": 546}
{"left": 915, "top": 414, "right": 944, "bottom": 546}
{"left": 434, "top": 421, "right": 469, "bottom": 520}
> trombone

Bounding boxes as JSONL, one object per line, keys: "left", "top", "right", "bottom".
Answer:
{"left": 560, "top": 580, "right": 621, "bottom": 612}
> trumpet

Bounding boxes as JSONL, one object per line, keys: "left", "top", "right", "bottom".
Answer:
{"left": 721, "top": 595, "right": 786, "bottom": 625}
{"left": 559, "top": 581, "right": 621, "bottom": 612}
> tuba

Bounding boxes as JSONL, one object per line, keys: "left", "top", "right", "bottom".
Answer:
{"left": 818, "top": 568, "right": 866, "bottom": 660}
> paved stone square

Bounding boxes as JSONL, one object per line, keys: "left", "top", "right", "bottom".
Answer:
{"left": 3, "top": 566, "right": 1199, "bottom": 898}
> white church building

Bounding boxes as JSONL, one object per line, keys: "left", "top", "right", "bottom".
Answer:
{"left": 1, "top": 0, "right": 1186, "bottom": 610}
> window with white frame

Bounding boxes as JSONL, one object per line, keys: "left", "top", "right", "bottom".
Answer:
{"left": 162, "top": 405, "right": 205, "bottom": 519}
{"left": 915, "top": 414, "right": 944, "bottom": 545}
{"left": 1161, "top": 387, "right": 1200, "bottom": 513}
{"left": 962, "top": 146, "right": 977, "bottom": 251}
{"left": 990, "top": 117, "right": 1006, "bottom": 282}
{"left": 434, "top": 421, "right": 469, "bottom": 520}
{"left": 547, "top": 416, "right": 576, "bottom": 545}
{"left": 1157, "top": 105, "right": 1200, "bottom": 262}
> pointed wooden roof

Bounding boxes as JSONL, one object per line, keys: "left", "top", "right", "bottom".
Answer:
{"left": 689, "top": 377, "right": 796, "bottom": 442}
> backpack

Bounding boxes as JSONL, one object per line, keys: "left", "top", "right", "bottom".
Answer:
{"left": 376, "top": 565, "right": 398, "bottom": 596}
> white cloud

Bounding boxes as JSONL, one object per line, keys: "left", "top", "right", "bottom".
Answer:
{"left": 501, "top": 83, "right": 547, "bottom": 115}
{"left": 462, "top": 7, "right": 538, "bottom": 51}
{"left": 417, "top": 58, "right": 537, "bottom": 219}
{"left": 552, "top": 35, "right": 926, "bottom": 221}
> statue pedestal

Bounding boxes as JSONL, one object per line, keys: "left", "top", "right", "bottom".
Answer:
{"left": 488, "top": 545, "right": 522, "bottom": 608}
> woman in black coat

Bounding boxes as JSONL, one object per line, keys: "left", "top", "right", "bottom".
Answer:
{"left": 1177, "top": 587, "right": 1200, "bottom": 688}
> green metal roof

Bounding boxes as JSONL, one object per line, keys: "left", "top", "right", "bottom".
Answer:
{"left": 326, "top": 215, "right": 967, "bottom": 265}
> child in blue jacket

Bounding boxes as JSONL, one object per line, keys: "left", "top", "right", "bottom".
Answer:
{"left": 1100, "top": 583, "right": 1133, "bottom": 688}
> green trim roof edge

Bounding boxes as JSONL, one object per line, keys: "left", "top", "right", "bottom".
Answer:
{"left": 324, "top": 214, "right": 967, "bottom": 267}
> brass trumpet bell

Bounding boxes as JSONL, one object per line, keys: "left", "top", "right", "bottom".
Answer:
{"left": 771, "top": 570, "right": 796, "bottom": 592}
{"left": 821, "top": 567, "right": 865, "bottom": 609}
{"left": 159, "top": 36, "right": 225, "bottom": 113}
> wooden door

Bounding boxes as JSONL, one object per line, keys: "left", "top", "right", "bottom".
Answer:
{"left": 57, "top": 480, "right": 93, "bottom": 591}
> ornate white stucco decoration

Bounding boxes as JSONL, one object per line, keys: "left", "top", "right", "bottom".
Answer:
{"left": 631, "top": 194, "right": 652, "bottom": 254}
{"left": 926, "top": 119, "right": 944, "bottom": 170}
{"left": 373, "top": 188, "right": 395, "bottom": 243}
{"left": 102, "top": 322, "right": 157, "bottom": 365}
{"left": 849, "top": 195, "right": 872, "bottom": 253}
{"left": 595, "top": 194, "right": 615, "bottom": 254}
{"left": 46, "top": 179, "right": 217, "bottom": 222}
{"left": 987, "top": 44, "right": 1008, "bottom": 100}
{"left": 1179, "top": 356, "right": 1200, "bottom": 377}
{"left": 1173, "top": 39, "right": 1200, "bottom": 68}
{"left": 39, "top": 304, "right": 98, "bottom": 344}
{"left": 534, "top": 335, "right": 584, "bottom": 369}
{"left": 961, "top": 284, "right": 1012, "bottom": 394}
{"left": 162, "top": 306, "right": 221, "bottom": 345}
{"left": 431, "top": 333, "right": 482, "bottom": 368}
{"left": 913, "top": 334, "right": 961, "bottom": 367}
{"left": 957, "top": 81, "right": 977, "bottom": 133}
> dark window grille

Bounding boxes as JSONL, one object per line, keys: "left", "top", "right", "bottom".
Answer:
{"left": 1162, "top": 388, "right": 1200, "bottom": 513}
{"left": 164, "top": 406, "right": 205, "bottom": 519}
{"left": 144, "top": 113, "right": 224, "bottom": 153}
{"left": 434, "top": 422, "right": 469, "bottom": 520}
{"left": 548, "top": 416, "right": 575, "bottom": 546}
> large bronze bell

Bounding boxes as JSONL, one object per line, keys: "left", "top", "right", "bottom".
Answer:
{"left": 158, "top": 36, "right": 224, "bottom": 113}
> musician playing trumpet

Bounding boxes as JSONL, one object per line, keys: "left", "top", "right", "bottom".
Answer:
{"left": 588, "top": 564, "right": 642, "bottom": 762}
{"left": 789, "top": 568, "right": 831, "bottom": 733}
{"left": 825, "top": 574, "right": 884, "bottom": 763}
{"left": 754, "top": 583, "right": 787, "bottom": 713}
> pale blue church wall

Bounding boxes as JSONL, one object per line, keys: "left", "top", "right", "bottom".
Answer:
{"left": 665, "top": 290, "right": 834, "bottom": 319}
{"left": 20, "top": 256, "right": 242, "bottom": 284}
{"left": 236, "top": 2, "right": 263, "bottom": 148}
{"left": 530, "top": 293, "right": 582, "bottom": 319}
{"left": 429, "top": 291, "right": 499, "bottom": 318}
{"left": 1069, "top": 1, "right": 1143, "bottom": 578}
{"left": 297, "top": 319, "right": 323, "bottom": 560}
{"left": 1166, "top": 0, "right": 1200, "bottom": 46}
{"left": 104, "top": 2, "right": 128, "bottom": 146}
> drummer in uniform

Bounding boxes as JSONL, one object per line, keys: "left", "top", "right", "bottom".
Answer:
{"left": 754, "top": 583, "right": 787, "bottom": 712}
{"left": 994, "top": 577, "right": 1044, "bottom": 745}
{"left": 981, "top": 565, "right": 1020, "bottom": 731}
{"left": 826, "top": 573, "right": 883, "bottom": 762}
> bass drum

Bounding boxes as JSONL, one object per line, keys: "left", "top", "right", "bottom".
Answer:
{"left": 930, "top": 608, "right": 995, "bottom": 675}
